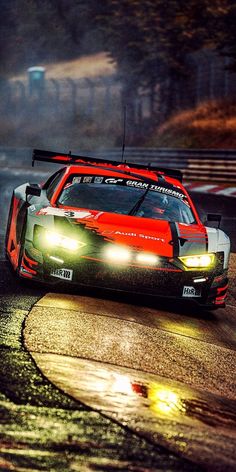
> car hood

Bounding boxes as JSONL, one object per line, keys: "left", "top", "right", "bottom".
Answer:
{"left": 36, "top": 206, "right": 208, "bottom": 257}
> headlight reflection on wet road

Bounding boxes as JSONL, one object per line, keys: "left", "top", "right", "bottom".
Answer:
{"left": 148, "top": 384, "right": 185, "bottom": 416}
{"left": 90, "top": 372, "right": 135, "bottom": 397}
{"left": 30, "top": 353, "right": 236, "bottom": 470}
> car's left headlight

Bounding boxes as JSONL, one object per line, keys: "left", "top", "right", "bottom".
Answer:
{"left": 179, "top": 253, "right": 215, "bottom": 269}
{"left": 45, "top": 231, "right": 85, "bottom": 251}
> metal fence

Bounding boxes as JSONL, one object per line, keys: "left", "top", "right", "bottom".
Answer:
{"left": 2, "top": 49, "right": 236, "bottom": 128}
{"left": 0, "top": 76, "right": 123, "bottom": 117}
{"left": 1, "top": 147, "right": 236, "bottom": 183}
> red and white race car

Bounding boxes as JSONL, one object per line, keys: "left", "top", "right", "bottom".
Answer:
{"left": 5, "top": 149, "right": 230, "bottom": 308}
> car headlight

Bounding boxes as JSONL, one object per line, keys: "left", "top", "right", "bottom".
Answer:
{"left": 104, "top": 245, "right": 131, "bottom": 263}
{"left": 136, "top": 253, "right": 159, "bottom": 265}
{"left": 179, "top": 253, "right": 215, "bottom": 269}
{"left": 45, "top": 231, "right": 85, "bottom": 251}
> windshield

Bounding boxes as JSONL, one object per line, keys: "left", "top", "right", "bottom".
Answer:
{"left": 57, "top": 175, "right": 196, "bottom": 224}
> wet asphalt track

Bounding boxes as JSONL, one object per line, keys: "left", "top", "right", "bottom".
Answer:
{"left": 0, "top": 166, "right": 236, "bottom": 471}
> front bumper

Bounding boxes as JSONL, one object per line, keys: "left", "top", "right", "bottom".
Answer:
{"left": 20, "top": 243, "right": 228, "bottom": 309}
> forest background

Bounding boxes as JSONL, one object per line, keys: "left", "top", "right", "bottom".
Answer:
{"left": 1, "top": 0, "right": 236, "bottom": 149}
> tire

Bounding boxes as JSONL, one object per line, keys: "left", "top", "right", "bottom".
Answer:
{"left": 5, "top": 194, "right": 14, "bottom": 258}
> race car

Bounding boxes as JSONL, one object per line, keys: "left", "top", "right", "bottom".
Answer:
{"left": 5, "top": 149, "right": 230, "bottom": 309}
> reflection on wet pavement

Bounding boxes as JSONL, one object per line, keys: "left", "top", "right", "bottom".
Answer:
{"left": 31, "top": 354, "right": 236, "bottom": 471}
{"left": 24, "top": 295, "right": 236, "bottom": 400}
{"left": 24, "top": 292, "right": 236, "bottom": 470}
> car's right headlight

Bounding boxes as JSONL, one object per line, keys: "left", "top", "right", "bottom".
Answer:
{"left": 178, "top": 253, "right": 215, "bottom": 269}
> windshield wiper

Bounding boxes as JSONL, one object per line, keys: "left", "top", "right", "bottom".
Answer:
{"left": 128, "top": 183, "right": 151, "bottom": 216}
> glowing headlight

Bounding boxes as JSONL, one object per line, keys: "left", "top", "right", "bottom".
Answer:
{"left": 136, "top": 253, "right": 158, "bottom": 265}
{"left": 179, "top": 253, "right": 215, "bottom": 269}
{"left": 45, "top": 231, "right": 85, "bottom": 251}
{"left": 104, "top": 245, "right": 131, "bottom": 263}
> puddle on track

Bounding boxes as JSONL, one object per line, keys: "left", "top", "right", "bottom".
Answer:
{"left": 31, "top": 353, "right": 236, "bottom": 472}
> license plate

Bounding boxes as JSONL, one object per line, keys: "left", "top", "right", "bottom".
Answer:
{"left": 50, "top": 268, "right": 73, "bottom": 281}
{"left": 182, "top": 286, "right": 201, "bottom": 298}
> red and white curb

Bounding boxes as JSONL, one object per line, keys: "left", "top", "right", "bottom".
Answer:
{"left": 185, "top": 182, "right": 236, "bottom": 197}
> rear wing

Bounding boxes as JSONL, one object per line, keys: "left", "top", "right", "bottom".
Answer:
{"left": 32, "top": 149, "right": 183, "bottom": 182}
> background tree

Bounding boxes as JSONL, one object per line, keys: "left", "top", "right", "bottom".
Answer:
{"left": 89, "top": 0, "right": 231, "bottom": 120}
{"left": 212, "top": 0, "right": 236, "bottom": 71}
{"left": 0, "top": 0, "right": 233, "bottom": 125}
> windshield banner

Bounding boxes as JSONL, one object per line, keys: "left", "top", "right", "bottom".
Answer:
{"left": 71, "top": 175, "right": 186, "bottom": 201}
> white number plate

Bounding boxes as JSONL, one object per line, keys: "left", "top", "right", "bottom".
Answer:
{"left": 182, "top": 286, "right": 201, "bottom": 298}
{"left": 50, "top": 268, "right": 73, "bottom": 281}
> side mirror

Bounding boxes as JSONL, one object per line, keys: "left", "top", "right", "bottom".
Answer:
{"left": 26, "top": 184, "right": 41, "bottom": 199}
{"left": 207, "top": 213, "right": 221, "bottom": 228}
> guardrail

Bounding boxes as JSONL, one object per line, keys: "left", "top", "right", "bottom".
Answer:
{"left": 88, "top": 148, "right": 236, "bottom": 183}
{"left": 1, "top": 147, "right": 236, "bottom": 183}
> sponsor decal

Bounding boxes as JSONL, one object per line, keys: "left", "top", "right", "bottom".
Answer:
{"left": 102, "top": 229, "right": 165, "bottom": 242}
{"left": 105, "top": 178, "right": 124, "bottom": 184}
{"left": 126, "top": 180, "right": 149, "bottom": 189}
{"left": 83, "top": 176, "right": 93, "bottom": 183}
{"left": 126, "top": 180, "right": 186, "bottom": 200}
{"left": 94, "top": 176, "right": 104, "bottom": 184}
{"left": 50, "top": 268, "right": 73, "bottom": 281}
{"left": 182, "top": 286, "right": 201, "bottom": 298}
{"left": 69, "top": 175, "right": 186, "bottom": 201}
{"left": 115, "top": 231, "right": 137, "bottom": 237}
{"left": 139, "top": 234, "right": 165, "bottom": 242}
{"left": 38, "top": 207, "right": 92, "bottom": 219}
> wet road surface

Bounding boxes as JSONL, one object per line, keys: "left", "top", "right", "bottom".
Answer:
{"left": 25, "top": 293, "right": 236, "bottom": 399}
{"left": 24, "top": 290, "right": 236, "bottom": 471}
{"left": 1, "top": 262, "right": 196, "bottom": 472}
